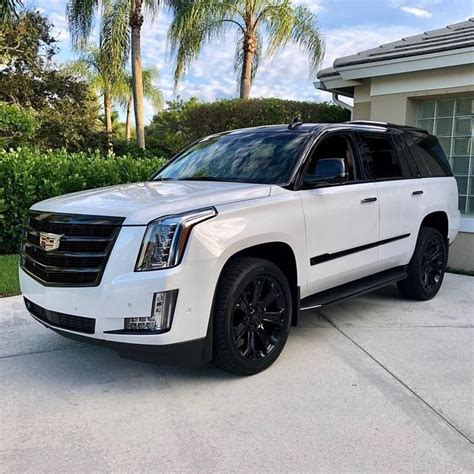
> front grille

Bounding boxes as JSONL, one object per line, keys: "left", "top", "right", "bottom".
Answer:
{"left": 21, "top": 211, "right": 124, "bottom": 287}
{"left": 24, "top": 298, "right": 96, "bottom": 334}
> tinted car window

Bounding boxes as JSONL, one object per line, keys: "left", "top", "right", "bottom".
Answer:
{"left": 154, "top": 130, "right": 310, "bottom": 185}
{"left": 306, "top": 134, "right": 358, "bottom": 182}
{"left": 358, "top": 134, "right": 411, "bottom": 180}
{"left": 405, "top": 133, "right": 453, "bottom": 177}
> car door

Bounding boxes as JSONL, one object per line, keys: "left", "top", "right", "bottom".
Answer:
{"left": 298, "top": 131, "right": 380, "bottom": 296}
{"left": 355, "top": 131, "right": 423, "bottom": 270}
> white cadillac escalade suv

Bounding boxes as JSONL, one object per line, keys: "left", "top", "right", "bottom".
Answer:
{"left": 20, "top": 121, "right": 460, "bottom": 374}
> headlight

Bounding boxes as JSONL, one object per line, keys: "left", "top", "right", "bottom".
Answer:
{"left": 135, "top": 208, "right": 217, "bottom": 271}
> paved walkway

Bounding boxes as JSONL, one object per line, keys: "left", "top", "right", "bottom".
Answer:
{"left": 1, "top": 273, "right": 473, "bottom": 472}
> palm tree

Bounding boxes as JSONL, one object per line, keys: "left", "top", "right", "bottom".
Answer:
{"left": 67, "top": 0, "right": 171, "bottom": 150}
{"left": 66, "top": 46, "right": 128, "bottom": 153}
{"left": 169, "top": 0, "right": 324, "bottom": 99}
{"left": 1, "top": 0, "right": 22, "bottom": 22}
{"left": 100, "top": 110, "right": 127, "bottom": 138}
{"left": 120, "top": 67, "right": 164, "bottom": 144}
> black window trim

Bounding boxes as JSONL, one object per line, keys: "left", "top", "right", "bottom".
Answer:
{"left": 395, "top": 133, "right": 422, "bottom": 179}
{"left": 294, "top": 128, "right": 364, "bottom": 191}
{"left": 403, "top": 131, "right": 454, "bottom": 179}
{"left": 353, "top": 130, "right": 421, "bottom": 183}
{"left": 148, "top": 125, "right": 450, "bottom": 191}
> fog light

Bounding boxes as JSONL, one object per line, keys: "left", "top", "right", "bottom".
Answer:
{"left": 124, "top": 290, "right": 178, "bottom": 333}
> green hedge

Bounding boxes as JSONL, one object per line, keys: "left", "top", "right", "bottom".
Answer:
{"left": 0, "top": 148, "right": 166, "bottom": 254}
{"left": 147, "top": 98, "right": 351, "bottom": 156}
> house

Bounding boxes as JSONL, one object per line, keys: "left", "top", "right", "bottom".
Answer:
{"left": 315, "top": 18, "right": 474, "bottom": 271}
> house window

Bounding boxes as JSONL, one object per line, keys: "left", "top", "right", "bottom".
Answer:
{"left": 417, "top": 97, "right": 474, "bottom": 215}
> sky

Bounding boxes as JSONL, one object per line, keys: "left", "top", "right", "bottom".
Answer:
{"left": 25, "top": 0, "right": 473, "bottom": 122}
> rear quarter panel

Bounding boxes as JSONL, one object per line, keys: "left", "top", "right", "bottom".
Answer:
{"left": 421, "top": 176, "right": 460, "bottom": 243}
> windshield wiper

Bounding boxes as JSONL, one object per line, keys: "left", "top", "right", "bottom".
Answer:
{"left": 175, "top": 176, "right": 237, "bottom": 182}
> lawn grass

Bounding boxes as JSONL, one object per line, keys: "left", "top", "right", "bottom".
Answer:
{"left": 0, "top": 255, "right": 20, "bottom": 297}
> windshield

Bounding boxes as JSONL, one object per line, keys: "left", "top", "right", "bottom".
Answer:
{"left": 154, "top": 130, "right": 310, "bottom": 185}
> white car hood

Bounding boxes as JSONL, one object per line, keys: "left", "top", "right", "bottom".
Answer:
{"left": 31, "top": 181, "right": 271, "bottom": 225}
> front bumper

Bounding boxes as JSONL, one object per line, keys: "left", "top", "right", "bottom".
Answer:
{"left": 20, "top": 227, "right": 220, "bottom": 355}
{"left": 43, "top": 321, "right": 208, "bottom": 364}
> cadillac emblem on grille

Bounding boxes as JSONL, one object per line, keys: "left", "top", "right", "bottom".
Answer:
{"left": 39, "top": 232, "right": 63, "bottom": 251}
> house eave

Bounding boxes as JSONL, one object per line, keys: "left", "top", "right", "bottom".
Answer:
{"left": 314, "top": 78, "right": 358, "bottom": 98}
{"left": 337, "top": 47, "right": 474, "bottom": 80}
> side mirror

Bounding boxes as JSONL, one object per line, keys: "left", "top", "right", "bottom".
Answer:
{"left": 304, "top": 158, "right": 349, "bottom": 187}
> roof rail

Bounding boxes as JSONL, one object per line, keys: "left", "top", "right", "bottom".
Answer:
{"left": 346, "top": 120, "right": 428, "bottom": 133}
{"left": 346, "top": 120, "right": 388, "bottom": 126}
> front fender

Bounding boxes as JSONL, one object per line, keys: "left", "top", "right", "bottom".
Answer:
{"left": 183, "top": 192, "right": 307, "bottom": 290}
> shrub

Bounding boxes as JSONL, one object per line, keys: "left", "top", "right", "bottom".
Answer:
{"left": 0, "top": 148, "right": 166, "bottom": 254}
{"left": 146, "top": 97, "right": 351, "bottom": 156}
{"left": 1, "top": 11, "right": 105, "bottom": 153}
{"left": 0, "top": 103, "right": 38, "bottom": 147}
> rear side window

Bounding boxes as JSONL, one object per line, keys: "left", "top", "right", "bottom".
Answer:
{"left": 405, "top": 133, "right": 453, "bottom": 177}
{"left": 358, "top": 134, "right": 412, "bottom": 180}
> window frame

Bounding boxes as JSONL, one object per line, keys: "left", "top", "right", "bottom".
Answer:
{"left": 296, "top": 130, "right": 363, "bottom": 190}
{"left": 403, "top": 131, "right": 454, "bottom": 179}
{"left": 354, "top": 131, "right": 417, "bottom": 182}
{"left": 150, "top": 129, "right": 314, "bottom": 186}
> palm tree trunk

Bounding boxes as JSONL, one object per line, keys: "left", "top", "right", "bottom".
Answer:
{"left": 125, "top": 96, "right": 133, "bottom": 144}
{"left": 240, "top": 34, "right": 255, "bottom": 100}
{"left": 131, "top": 1, "right": 145, "bottom": 150}
{"left": 104, "top": 93, "right": 113, "bottom": 155}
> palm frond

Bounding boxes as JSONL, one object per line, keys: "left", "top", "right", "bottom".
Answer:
{"left": 168, "top": 0, "right": 245, "bottom": 87}
{"left": 64, "top": 45, "right": 129, "bottom": 101}
{"left": 64, "top": 58, "right": 96, "bottom": 81}
{"left": 142, "top": 67, "right": 164, "bottom": 111}
{"left": 64, "top": 54, "right": 105, "bottom": 96}
{"left": 100, "top": 0, "right": 131, "bottom": 79}
{"left": 1, "top": 0, "right": 23, "bottom": 22}
{"left": 259, "top": 1, "right": 324, "bottom": 76}
{"left": 290, "top": 5, "right": 324, "bottom": 75}
{"left": 66, "top": 0, "right": 100, "bottom": 48}
{"left": 116, "top": 67, "right": 163, "bottom": 111}
{"left": 143, "top": 0, "right": 162, "bottom": 19}
{"left": 111, "top": 69, "right": 131, "bottom": 101}
{"left": 258, "top": 0, "right": 295, "bottom": 58}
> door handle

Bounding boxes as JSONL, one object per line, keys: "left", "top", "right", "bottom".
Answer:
{"left": 361, "top": 197, "right": 377, "bottom": 204}
{"left": 412, "top": 190, "right": 424, "bottom": 196}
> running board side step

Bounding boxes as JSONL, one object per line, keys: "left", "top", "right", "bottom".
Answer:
{"left": 300, "top": 268, "right": 407, "bottom": 311}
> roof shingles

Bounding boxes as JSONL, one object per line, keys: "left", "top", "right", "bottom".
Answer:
{"left": 318, "top": 17, "right": 474, "bottom": 78}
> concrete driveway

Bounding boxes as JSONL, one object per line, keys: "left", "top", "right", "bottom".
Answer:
{"left": 1, "top": 273, "right": 473, "bottom": 472}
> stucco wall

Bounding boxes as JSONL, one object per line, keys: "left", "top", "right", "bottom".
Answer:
{"left": 449, "top": 233, "right": 474, "bottom": 272}
{"left": 353, "top": 101, "right": 371, "bottom": 120}
{"left": 353, "top": 87, "right": 418, "bottom": 124}
{"left": 352, "top": 64, "right": 474, "bottom": 125}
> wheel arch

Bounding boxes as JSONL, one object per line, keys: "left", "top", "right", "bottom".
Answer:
{"left": 202, "top": 241, "right": 300, "bottom": 363}
{"left": 420, "top": 211, "right": 449, "bottom": 241}
{"left": 217, "top": 242, "right": 299, "bottom": 325}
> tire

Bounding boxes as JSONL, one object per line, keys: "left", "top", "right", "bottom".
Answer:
{"left": 212, "top": 257, "right": 292, "bottom": 375}
{"left": 397, "top": 227, "right": 447, "bottom": 301}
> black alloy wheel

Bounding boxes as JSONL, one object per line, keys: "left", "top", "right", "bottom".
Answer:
{"left": 232, "top": 275, "right": 287, "bottom": 360}
{"left": 398, "top": 227, "right": 447, "bottom": 300}
{"left": 420, "top": 235, "right": 445, "bottom": 292}
{"left": 212, "top": 257, "right": 292, "bottom": 375}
